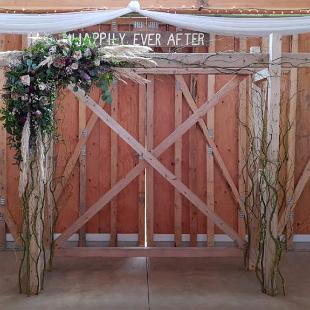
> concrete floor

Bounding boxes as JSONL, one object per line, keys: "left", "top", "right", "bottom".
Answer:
{"left": 0, "top": 251, "right": 310, "bottom": 310}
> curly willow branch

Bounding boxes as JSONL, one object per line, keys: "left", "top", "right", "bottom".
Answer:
{"left": 240, "top": 77, "right": 292, "bottom": 296}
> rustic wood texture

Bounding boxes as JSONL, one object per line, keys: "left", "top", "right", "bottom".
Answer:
{"left": 174, "top": 77, "right": 183, "bottom": 246}
{"left": 207, "top": 35, "right": 216, "bottom": 246}
{"left": 138, "top": 82, "right": 146, "bottom": 246}
{"left": 2, "top": 30, "right": 310, "bottom": 250}
{"left": 78, "top": 94, "right": 87, "bottom": 247}
{"left": 2, "top": 0, "right": 309, "bottom": 10}
{"left": 56, "top": 246, "right": 243, "bottom": 258}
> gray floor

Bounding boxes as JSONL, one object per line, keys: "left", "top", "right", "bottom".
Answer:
{"left": 0, "top": 251, "right": 310, "bottom": 310}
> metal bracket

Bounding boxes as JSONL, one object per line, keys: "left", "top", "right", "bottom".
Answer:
{"left": 239, "top": 209, "right": 246, "bottom": 219}
{"left": 0, "top": 196, "right": 6, "bottom": 207}
{"left": 81, "top": 128, "right": 88, "bottom": 139}
{"left": 207, "top": 146, "right": 213, "bottom": 155}
{"left": 111, "top": 21, "right": 118, "bottom": 31}
{"left": 287, "top": 197, "right": 294, "bottom": 207}
{"left": 148, "top": 21, "right": 159, "bottom": 30}
{"left": 133, "top": 21, "right": 145, "bottom": 30}
{"left": 207, "top": 128, "right": 214, "bottom": 139}
{"left": 288, "top": 210, "right": 295, "bottom": 220}
{"left": 80, "top": 145, "right": 87, "bottom": 157}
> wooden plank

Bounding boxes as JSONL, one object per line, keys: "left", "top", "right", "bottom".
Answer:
{"left": 2, "top": 1, "right": 308, "bottom": 11}
{"left": 110, "top": 82, "right": 118, "bottom": 246}
{"left": 138, "top": 82, "right": 146, "bottom": 246}
{"left": 146, "top": 75, "right": 154, "bottom": 246}
{"left": 174, "top": 77, "right": 183, "bottom": 247}
{"left": 264, "top": 33, "right": 282, "bottom": 295}
{"left": 207, "top": 35, "right": 215, "bottom": 247}
{"left": 189, "top": 75, "right": 198, "bottom": 247}
{"left": 59, "top": 78, "right": 244, "bottom": 247}
{"left": 55, "top": 77, "right": 244, "bottom": 248}
{"left": 54, "top": 99, "right": 106, "bottom": 204}
{"left": 278, "top": 158, "right": 310, "bottom": 234}
{"left": 78, "top": 95, "right": 87, "bottom": 247}
{"left": 2, "top": 52, "right": 310, "bottom": 70}
{"left": 131, "top": 68, "right": 259, "bottom": 75}
{"left": 44, "top": 140, "right": 54, "bottom": 270}
{"left": 238, "top": 38, "right": 247, "bottom": 241}
{"left": 176, "top": 76, "right": 243, "bottom": 210}
{"left": 285, "top": 34, "right": 298, "bottom": 247}
{"left": 56, "top": 246, "right": 242, "bottom": 258}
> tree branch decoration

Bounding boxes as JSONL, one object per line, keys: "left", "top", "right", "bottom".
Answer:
{"left": 0, "top": 36, "right": 155, "bottom": 295}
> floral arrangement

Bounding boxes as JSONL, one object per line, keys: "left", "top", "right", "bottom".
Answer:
{"left": 0, "top": 36, "right": 119, "bottom": 163}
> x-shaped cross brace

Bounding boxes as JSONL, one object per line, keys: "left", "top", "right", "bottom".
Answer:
{"left": 55, "top": 75, "right": 246, "bottom": 248}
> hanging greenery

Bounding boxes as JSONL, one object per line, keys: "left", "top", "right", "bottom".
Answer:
{"left": 0, "top": 36, "right": 123, "bottom": 163}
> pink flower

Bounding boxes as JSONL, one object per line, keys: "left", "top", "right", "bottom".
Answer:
{"left": 53, "top": 57, "right": 66, "bottom": 68}
{"left": 20, "top": 75, "right": 31, "bottom": 86}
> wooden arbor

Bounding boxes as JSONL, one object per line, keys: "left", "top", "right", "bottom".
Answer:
{"left": 1, "top": 34, "right": 310, "bottom": 295}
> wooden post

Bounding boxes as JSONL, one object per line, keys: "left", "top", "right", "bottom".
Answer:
{"left": 246, "top": 43, "right": 268, "bottom": 271}
{"left": 263, "top": 33, "right": 282, "bottom": 296}
{"left": 78, "top": 97, "right": 87, "bottom": 247}
{"left": 207, "top": 35, "right": 215, "bottom": 247}
{"left": 44, "top": 140, "right": 55, "bottom": 270}
{"left": 238, "top": 38, "right": 247, "bottom": 242}
{"left": 189, "top": 75, "right": 198, "bottom": 247}
{"left": 138, "top": 82, "right": 146, "bottom": 246}
{"left": 146, "top": 75, "right": 154, "bottom": 246}
{"left": 110, "top": 81, "right": 118, "bottom": 246}
{"left": 285, "top": 34, "right": 298, "bottom": 248}
{"left": 174, "top": 77, "right": 183, "bottom": 247}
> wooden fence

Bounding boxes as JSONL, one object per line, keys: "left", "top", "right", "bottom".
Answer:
{"left": 0, "top": 24, "right": 309, "bottom": 250}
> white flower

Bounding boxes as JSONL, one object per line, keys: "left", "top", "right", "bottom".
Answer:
{"left": 38, "top": 83, "right": 46, "bottom": 91}
{"left": 10, "top": 58, "right": 22, "bottom": 67}
{"left": 70, "top": 62, "right": 79, "bottom": 70}
{"left": 84, "top": 48, "right": 92, "bottom": 57}
{"left": 20, "top": 75, "right": 31, "bottom": 86}
{"left": 94, "top": 59, "right": 100, "bottom": 66}
{"left": 72, "top": 50, "right": 82, "bottom": 60}
{"left": 21, "top": 94, "right": 29, "bottom": 101}
{"left": 48, "top": 46, "right": 57, "bottom": 54}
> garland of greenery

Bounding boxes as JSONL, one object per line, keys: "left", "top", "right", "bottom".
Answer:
{"left": 0, "top": 36, "right": 116, "bottom": 163}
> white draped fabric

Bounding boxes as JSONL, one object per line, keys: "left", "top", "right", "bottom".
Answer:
{"left": 0, "top": 0, "right": 310, "bottom": 36}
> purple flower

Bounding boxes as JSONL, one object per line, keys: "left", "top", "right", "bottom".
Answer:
{"left": 19, "top": 116, "right": 28, "bottom": 125}
{"left": 79, "top": 70, "right": 91, "bottom": 81}
{"left": 33, "top": 110, "right": 42, "bottom": 118}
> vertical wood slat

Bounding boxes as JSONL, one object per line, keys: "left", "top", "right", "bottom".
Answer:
{"left": 207, "top": 34, "right": 215, "bottom": 247}
{"left": 138, "top": 82, "right": 146, "bottom": 246}
{"left": 174, "top": 76, "right": 183, "bottom": 247}
{"left": 146, "top": 75, "right": 154, "bottom": 246}
{"left": 238, "top": 38, "right": 247, "bottom": 241}
{"left": 110, "top": 82, "right": 118, "bottom": 246}
{"left": 0, "top": 35, "right": 6, "bottom": 248}
{"left": 110, "top": 20, "right": 119, "bottom": 246}
{"left": 286, "top": 34, "right": 298, "bottom": 247}
{"left": 189, "top": 75, "right": 198, "bottom": 246}
{"left": 78, "top": 99, "right": 87, "bottom": 247}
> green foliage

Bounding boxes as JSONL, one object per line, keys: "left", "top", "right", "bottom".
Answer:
{"left": 0, "top": 36, "right": 117, "bottom": 163}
